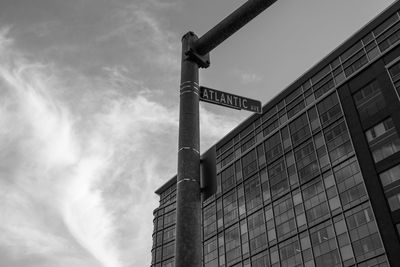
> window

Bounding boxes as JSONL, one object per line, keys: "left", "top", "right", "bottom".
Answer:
{"left": 260, "top": 168, "right": 271, "bottom": 204}
{"left": 314, "top": 74, "right": 335, "bottom": 99}
{"left": 286, "top": 152, "right": 299, "bottom": 186}
{"left": 286, "top": 87, "right": 303, "bottom": 104}
{"left": 387, "top": 192, "right": 400, "bottom": 211}
{"left": 223, "top": 190, "right": 238, "bottom": 226}
{"left": 343, "top": 50, "right": 368, "bottom": 77}
{"left": 247, "top": 210, "right": 267, "bottom": 253}
{"left": 293, "top": 190, "right": 306, "bottom": 229}
{"left": 308, "top": 107, "right": 321, "bottom": 132}
{"left": 373, "top": 13, "right": 400, "bottom": 36}
{"left": 216, "top": 198, "right": 223, "bottom": 229}
{"left": 334, "top": 158, "right": 367, "bottom": 209}
{"left": 251, "top": 250, "right": 270, "bottom": 267}
{"left": 345, "top": 204, "right": 384, "bottom": 262}
{"left": 279, "top": 237, "right": 302, "bottom": 267}
{"left": 162, "top": 241, "right": 175, "bottom": 260}
{"left": 225, "top": 225, "right": 241, "bottom": 265}
{"left": 257, "top": 144, "right": 266, "bottom": 167}
{"left": 312, "top": 65, "right": 331, "bottom": 84}
{"left": 290, "top": 113, "right": 311, "bottom": 147}
{"left": 153, "top": 232, "right": 161, "bottom": 249}
{"left": 265, "top": 132, "right": 283, "bottom": 164}
{"left": 365, "top": 41, "right": 380, "bottom": 61}
{"left": 155, "top": 247, "right": 162, "bottom": 263}
{"left": 353, "top": 80, "right": 386, "bottom": 120}
{"left": 163, "top": 226, "right": 175, "bottom": 244}
{"left": 240, "top": 219, "right": 249, "bottom": 258}
{"left": 265, "top": 205, "right": 277, "bottom": 243}
{"left": 221, "top": 147, "right": 235, "bottom": 167}
{"left": 204, "top": 237, "right": 218, "bottom": 267}
{"left": 310, "top": 221, "right": 341, "bottom": 267}
{"left": 221, "top": 165, "right": 235, "bottom": 192}
{"left": 163, "top": 211, "right": 176, "bottom": 228}
{"left": 218, "top": 232, "right": 226, "bottom": 265}
{"left": 263, "top": 117, "right": 279, "bottom": 137}
{"left": 281, "top": 126, "right": 292, "bottom": 150}
{"left": 269, "top": 158, "right": 289, "bottom": 199}
{"left": 324, "top": 172, "right": 342, "bottom": 213}
{"left": 241, "top": 124, "right": 255, "bottom": 138}
{"left": 324, "top": 119, "right": 353, "bottom": 165}
{"left": 379, "top": 164, "right": 400, "bottom": 187}
{"left": 366, "top": 118, "right": 396, "bottom": 142}
{"left": 365, "top": 118, "right": 400, "bottom": 162}
{"left": 388, "top": 60, "right": 400, "bottom": 95}
{"left": 274, "top": 195, "right": 296, "bottom": 240}
{"left": 237, "top": 184, "right": 246, "bottom": 216}
{"left": 333, "top": 65, "right": 346, "bottom": 85}
{"left": 302, "top": 178, "right": 329, "bottom": 226}
{"left": 317, "top": 93, "right": 342, "bottom": 126}
{"left": 235, "top": 160, "right": 243, "bottom": 182}
{"left": 241, "top": 133, "right": 255, "bottom": 152}
{"left": 334, "top": 217, "right": 354, "bottom": 263}
{"left": 397, "top": 223, "right": 400, "bottom": 237}
{"left": 162, "top": 258, "right": 175, "bottom": 267}
{"left": 377, "top": 19, "right": 400, "bottom": 52}
{"left": 219, "top": 140, "right": 234, "bottom": 155}
{"left": 242, "top": 149, "right": 257, "bottom": 178}
{"left": 263, "top": 106, "right": 277, "bottom": 123}
{"left": 287, "top": 97, "right": 306, "bottom": 119}
{"left": 299, "top": 233, "right": 313, "bottom": 267}
{"left": 244, "top": 175, "right": 262, "bottom": 212}
{"left": 340, "top": 41, "right": 363, "bottom": 62}
{"left": 295, "top": 140, "right": 319, "bottom": 184}
{"left": 357, "top": 255, "right": 389, "bottom": 267}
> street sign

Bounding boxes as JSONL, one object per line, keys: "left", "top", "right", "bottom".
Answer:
{"left": 200, "top": 86, "right": 262, "bottom": 114}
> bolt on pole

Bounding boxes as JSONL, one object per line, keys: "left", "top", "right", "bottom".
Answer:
{"left": 175, "top": 0, "right": 277, "bottom": 266}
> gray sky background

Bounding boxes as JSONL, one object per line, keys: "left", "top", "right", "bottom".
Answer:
{"left": 0, "top": 0, "right": 396, "bottom": 266}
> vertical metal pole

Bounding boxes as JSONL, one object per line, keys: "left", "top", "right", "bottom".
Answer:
{"left": 175, "top": 32, "right": 201, "bottom": 267}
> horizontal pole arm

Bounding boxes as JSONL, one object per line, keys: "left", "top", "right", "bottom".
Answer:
{"left": 193, "top": 0, "right": 277, "bottom": 56}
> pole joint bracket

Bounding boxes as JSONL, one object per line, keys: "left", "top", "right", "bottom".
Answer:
{"left": 185, "top": 48, "right": 210, "bottom": 69}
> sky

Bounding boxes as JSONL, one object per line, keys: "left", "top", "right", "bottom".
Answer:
{"left": 0, "top": 0, "right": 397, "bottom": 266}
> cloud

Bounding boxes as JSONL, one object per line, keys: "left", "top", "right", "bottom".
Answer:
{"left": 233, "top": 69, "right": 263, "bottom": 84}
{"left": 97, "top": 2, "right": 180, "bottom": 72}
{"left": 0, "top": 26, "right": 240, "bottom": 267}
{"left": 0, "top": 28, "right": 121, "bottom": 267}
{"left": 0, "top": 26, "right": 13, "bottom": 49}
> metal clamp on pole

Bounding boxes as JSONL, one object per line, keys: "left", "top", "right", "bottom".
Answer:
{"left": 185, "top": 47, "right": 210, "bottom": 69}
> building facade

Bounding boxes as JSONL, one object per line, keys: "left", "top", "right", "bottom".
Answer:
{"left": 152, "top": 2, "right": 400, "bottom": 266}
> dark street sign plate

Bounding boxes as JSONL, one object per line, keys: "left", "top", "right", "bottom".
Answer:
{"left": 199, "top": 86, "right": 262, "bottom": 114}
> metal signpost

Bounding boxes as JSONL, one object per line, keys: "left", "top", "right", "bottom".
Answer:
{"left": 175, "top": 0, "right": 277, "bottom": 266}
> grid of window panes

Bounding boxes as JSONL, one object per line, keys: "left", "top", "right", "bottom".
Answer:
{"left": 152, "top": 7, "right": 400, "bottom": 266}
{"left": 379, "top": 163, "right": 400, "bottom": 215}
{"left": 365, "top": 117, "right": 400, "bottom": 163}
{"left": 352, "top": 80, "right": 386, "bottom": 121}
{"left": 205, "top": 88, "right": 388, "bottom": 266}
{"left": 152, "top": 183, "right": 177, "bottom": 267}
{"left": 215, "top": 9, "right": 400, "bottom": 170}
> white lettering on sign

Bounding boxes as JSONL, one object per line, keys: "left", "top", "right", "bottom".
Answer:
{"left": 201, "top": 88, "right": 250, "bottom": 109}
{"left": 199, "top": 86, "right": 262, "bottom": 114}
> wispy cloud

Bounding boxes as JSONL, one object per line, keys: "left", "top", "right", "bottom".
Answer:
{"left": 0, "top": 27, "right": 240, "bottom": 267}
{"left": 0, "top": 28, "right": 121, "bottom": 267}
{"left": 232, "top": 69, "right": 263, "bottom": 84}
{"left": 97, "top": 2, "right": 180, "bottom": 72}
